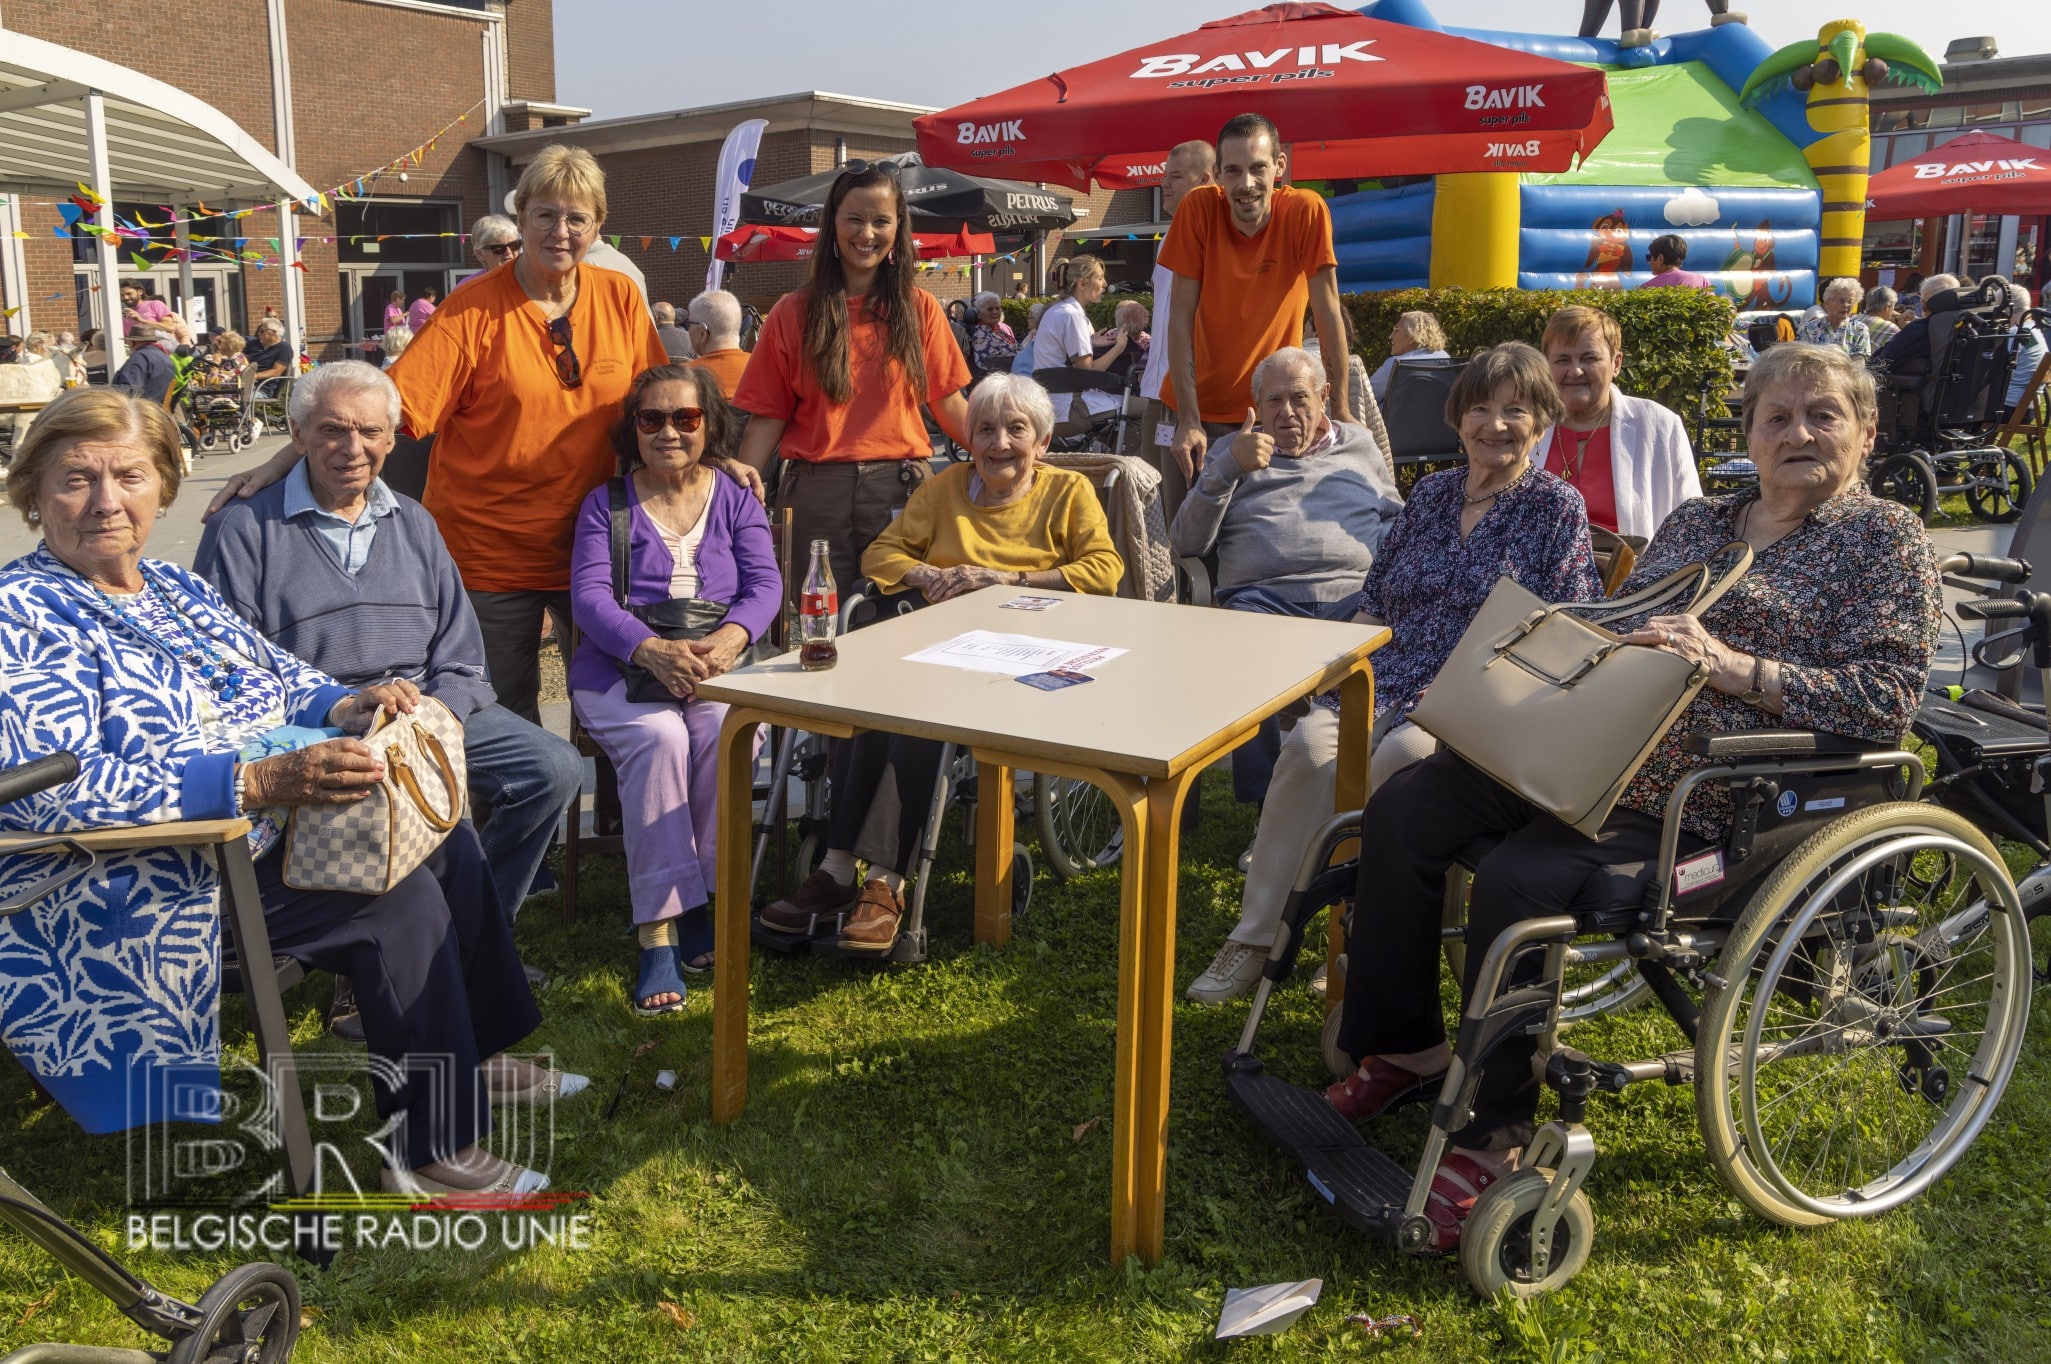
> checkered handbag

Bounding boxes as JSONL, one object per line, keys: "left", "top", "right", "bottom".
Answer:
{"left": 283, "top": 697, "right": 467, "bottom": 894}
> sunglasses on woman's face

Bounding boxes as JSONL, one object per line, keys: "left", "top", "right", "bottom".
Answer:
{"left": 546, "top": 314, "right": 582, "bottom": 389}
{"left": 633, "top": 406, "right": 705, "bottom": 435}
{"left": 482, "top": 241, "right": 520, "bottom": 258}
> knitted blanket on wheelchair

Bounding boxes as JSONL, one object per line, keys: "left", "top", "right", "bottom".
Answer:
{"left": 1040, "top": 451, "right": 1176, "bottom": 602}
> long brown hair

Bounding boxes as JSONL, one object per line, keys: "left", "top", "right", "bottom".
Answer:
{"left": 802, "top": 166, "right": 927, "bottom": 404}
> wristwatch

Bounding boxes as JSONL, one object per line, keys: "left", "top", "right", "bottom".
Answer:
{"left": 1740, "top": 655, "right": 1766, "bottom": 707}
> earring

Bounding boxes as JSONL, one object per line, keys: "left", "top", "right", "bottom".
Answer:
{"left": 887, "top": 248, "right": 897, "bottom": 266}
{"left": 26, "top": 509, "right": 38, "bottom": 522}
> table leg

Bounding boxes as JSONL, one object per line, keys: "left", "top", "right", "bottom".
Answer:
{"left": 1124, "top": 764, "right": 1201, "bottom": 1264}
{"left": 973, "top": 759, "right": 1014, "bottom": 947}
{"left": 1328, "top": 664, "right": 1375, "bottom": 1015}
{"left": 711, "top": 709, "right": 765, "bottom": 1125}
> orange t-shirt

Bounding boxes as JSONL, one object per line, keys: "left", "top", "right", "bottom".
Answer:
{"left": 390, "top": 264, "right": 667, "bottom": 592}
{"left": 689, "top": 347, "right": 750, "bottom": 399}
{"left": 1156, "top": 184, "right": 1338, "bottom": 424}
{"left": 733, "top": 288, "right": 969, "bottom": 462}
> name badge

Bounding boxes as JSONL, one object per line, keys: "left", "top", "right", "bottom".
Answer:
{"left": 1154, "top": 421, "right": 1177, "bottom": 449}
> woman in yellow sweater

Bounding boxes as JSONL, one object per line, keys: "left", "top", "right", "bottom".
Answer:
{"left": 758, "top": 373, "right": 1122, "bottom": 954}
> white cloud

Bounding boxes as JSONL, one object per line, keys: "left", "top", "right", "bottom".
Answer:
{"left": 1664, "top": 187, "right": 1722, "bottom": 227}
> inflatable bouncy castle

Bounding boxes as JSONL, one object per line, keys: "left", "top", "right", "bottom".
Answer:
{"left": 1327, "top": 0, "right": 1937, "bottom": 309}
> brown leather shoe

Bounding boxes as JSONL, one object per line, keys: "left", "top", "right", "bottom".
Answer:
{"left": 759, "top": 869, "right": 858, "bottom": 935}
{"left": 835, "top": 880, "right": 904, "bottom": 956}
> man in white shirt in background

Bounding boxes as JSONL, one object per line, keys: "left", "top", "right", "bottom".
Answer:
{"left": 1140, "top": 140, "right": 1215, "bottom": 523}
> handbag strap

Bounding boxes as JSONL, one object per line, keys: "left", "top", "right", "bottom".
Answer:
{"left": 609, "top": 476, "right": 632, "bottom": 609}
{"left": 1574, "top": 540, "right": 1753, "bottom": 625}
{"left": 389, "top": 725, "right": 462, "bottom": 832}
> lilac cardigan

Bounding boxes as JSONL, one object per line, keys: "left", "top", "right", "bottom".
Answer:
{"left": 568, "top": 472, "right": 783, "bottom": 695}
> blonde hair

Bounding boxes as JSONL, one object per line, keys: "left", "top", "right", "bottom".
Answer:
{"left": 1541, "top": 305, "right": 1622, "bottom": 361}
{"left": 513, "top": 144, "right": 608, "bottom": 224}
{"left": 1062, "top": 254, "right": 1106, "bottom": 296}
{"left": 216, "top": 330, "right": 246, "bottom": 356}
{"left": 7, "top": 387, "right": 183, "bottom": 526}
{"left": 1396, "top": 309, "right": 1447, "bottom": 352}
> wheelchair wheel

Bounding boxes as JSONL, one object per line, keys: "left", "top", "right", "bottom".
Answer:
{"left": 1964, "top": 448, "right": 2032, "bottom": 523}
{"left": 166, "top": 1259, "right": 300, "bottom": 1364}
{"left": 1696, "top": 803, "right": 2031, "bottom": 1227}
{"left": 1321, "top": 998, "right": 1353, "bottom": 1078}
{"left": 1033, "top": 773, "right": 1124, "bottom": 881}
{"left": 1868, "top": 451, "right": 1938, "bottom": 522}
{"left": 1460, "top": 1169, "right": 1595, "bottom": 1300}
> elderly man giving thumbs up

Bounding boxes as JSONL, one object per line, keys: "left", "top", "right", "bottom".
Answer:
{"left": 1168, "top": 345, "right": 1405, "bottom": 808}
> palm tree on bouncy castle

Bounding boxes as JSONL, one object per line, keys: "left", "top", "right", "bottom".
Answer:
{"left": 1738, "top": 20, "right": 1941, "bottom": 280}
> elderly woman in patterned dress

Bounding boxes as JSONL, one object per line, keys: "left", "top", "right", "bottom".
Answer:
{"left": 1324, "top": 342, "right": 1941, "bottom": 1254}
{"left": 0, "top": 388, "right": 585, "bottom": 1197}
{"left": 1189, "top": 343, "right": 1604, "bottom": 1002}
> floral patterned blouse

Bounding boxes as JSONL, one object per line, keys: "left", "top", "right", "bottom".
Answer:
{"left": 1608, "top": 489, "right": 1941, "bottom": 840}
{"left": 1796, "top": 314, "right": 1874, "bottom": 359}
{"left": 1342, "top": 466, "right": 1602, "bottom": 722}
{"left": 971, "top": 321, "right": 1019, "bottom": 372}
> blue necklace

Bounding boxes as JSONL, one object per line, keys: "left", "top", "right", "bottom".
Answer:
{"left": 88, "top": 569, "right": 247, "bottom": 703}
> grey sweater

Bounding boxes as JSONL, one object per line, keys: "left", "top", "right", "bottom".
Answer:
{"left": 194, "top": 481, "right": 497, "bottom": 719}
{"left": 1169, "top": 420, "right": 1404, "bottom": 603}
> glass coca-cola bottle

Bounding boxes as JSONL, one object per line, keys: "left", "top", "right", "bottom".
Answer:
{"left": 798, "top": 539, "right": 838, "bottom": 671}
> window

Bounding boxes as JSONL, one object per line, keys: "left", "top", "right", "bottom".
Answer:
{"left": 1887, "top": 134, "right": 1930, "bottom": 167}
{"left": 2020, "top": 96, "right": 2051, "bottom": 121}
{"left": 1926, "top": 105, "right": 1963, "bottom": 129}
{"left": 336, "top": 200, "right": 462, "bottom": 266}
{"left": 1964, "top": 101, "right": 2014, "bottom": 125}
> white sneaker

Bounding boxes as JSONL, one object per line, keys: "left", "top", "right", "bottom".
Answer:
{"left": 1185, "top": 939, "right": 1267, "bottom": 1003}
{"left": 1237, "top": 836, "right": 1257, "bottom": 875}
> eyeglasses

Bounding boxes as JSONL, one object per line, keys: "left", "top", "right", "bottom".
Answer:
{"left": 633, "top": 407, "right": 705, "bottom": 435}
{"left": 482, "top": 241, "right": 521, "bottom": 258}
{"left": 530, "top": 208, "right": 597, "bottom": 237}
{"left": 546, "top": 314, "right": 582, "bottom": 389}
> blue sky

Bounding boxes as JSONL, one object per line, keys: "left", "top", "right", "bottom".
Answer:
{"left": 556, "top": 1, "right": 2051, "bottom": 121}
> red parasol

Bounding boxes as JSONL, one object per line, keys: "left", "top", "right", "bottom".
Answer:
{"left": 914, "top": 2, "right": 1612, "bottom": 189}
{"left": 715, "top": 224, "right": 997, "bottom": 263}
{"left": 1865, "top": 130, "right": 2051, "bottom": 221}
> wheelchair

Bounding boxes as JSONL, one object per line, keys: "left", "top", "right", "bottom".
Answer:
{"left": 1224, "top": 554, "right": 2039, "bottom": 1299}
{"left": 1868, "top": 283, "right": 2039, "bottom": 524}
{"left": 233, "top": 373, "right": 295, "bottom": 448}
{"left": 0, "top": 754, "right": 303, "bottom": 1364}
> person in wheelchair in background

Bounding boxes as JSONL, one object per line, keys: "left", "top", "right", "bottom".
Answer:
{"left": 757, "top": 374, "right": 1122, "bottom": 955}
{"left": 1325, "top": 342, "right": 1941, "bottom": 1252}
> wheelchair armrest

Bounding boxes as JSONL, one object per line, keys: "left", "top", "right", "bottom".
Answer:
{"left": 1177, "top": 555, "right": 1215, "bottom": 607}
{"left": 1683, "top": 730, "right": 1889, "bottom": 761}
{"left": 0, "top": 818, "right": 253, "bottom": 854}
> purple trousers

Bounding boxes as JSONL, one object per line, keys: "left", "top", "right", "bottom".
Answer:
{"left": 571, "top": 680, "right": 730, "bottom": 925}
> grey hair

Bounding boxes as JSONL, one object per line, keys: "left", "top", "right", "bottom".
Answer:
{"left": 1822, "top": 276, "right": 1864, "bottom": 308}
{"left": 1864, "top": 286, "right": 1896, "bottom": 315}
{"left": 2010, "top": 283, "right": 2034, "bottom": 325}
{"left": 686, "top": 289, "right": 742, "bottom": 344}
{"left": 652, "top": 301, "right": 675, "bottom": 324}
{"left": 22, "top": 331, "right": 53, "bottom": 353}
{"left": 1025, "top": 300, "right": 1048, "bottom": 329}
{"left": 1921, "top": 273, "right": 1960, "bottom": 303}
{"left": 1740, "top": 341, "right": 1878, "bottom": 435}
{"left": 1251, "top": 346, "right": 1326, "bottom": 401}
{"left": 254, "top": 317, "right": 283, "bottom": 336}
{"left": 288, "top": 359, "right": 401, "bottom": 430}
{"left": 380, "top": 325, "right": 414, "bottom": 361}
{"left": 966, "top": 372, "right": 1056, "bottom": 444}
{"left": 971, "top": 291, "right": 1001, "bottom": 311}
{"left": 470, "top": 213, "right": 519, "bottom": 249}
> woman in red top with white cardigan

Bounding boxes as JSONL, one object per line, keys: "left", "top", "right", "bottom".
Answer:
{"left": 1531, "top": 305, "right": 1700, "bottom": 541}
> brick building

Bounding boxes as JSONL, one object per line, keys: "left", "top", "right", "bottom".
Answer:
{"left": 0, "top": 0, "right": 573, "bottom": 358}
{"left": 474, "top": 91, "right": 1122, "bottom": 316}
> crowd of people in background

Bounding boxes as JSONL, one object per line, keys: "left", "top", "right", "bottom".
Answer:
{"left": 0, "top": 106, "right": 2042, "bottom": 1220}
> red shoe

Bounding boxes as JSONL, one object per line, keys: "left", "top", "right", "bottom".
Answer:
{"left": 1323, "top": 1055, "right": 1446, "bottom": 1123}
{"left": 1419, "top": 1150, "right": 1505, "bottom": 1254}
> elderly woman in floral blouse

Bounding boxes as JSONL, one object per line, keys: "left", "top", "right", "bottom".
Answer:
{"left": 1324, "top": 342, "right": 1941, "bottom": 1255}
{"left": 1189, "top": 343, "right": 1603, "bottom": 1002}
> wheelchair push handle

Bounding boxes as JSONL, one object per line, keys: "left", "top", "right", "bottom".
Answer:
{"left": 1960, "top": 594, "right": 2030, "bottom": 622}
{"left": 0, "top": 753, "right": 79, "bottom": 807}
{"left": 1939, "top": 553, "right": 2031, "bottom": 585}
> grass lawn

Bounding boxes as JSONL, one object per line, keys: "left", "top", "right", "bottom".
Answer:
{"left": 1, "top": 768, "right": 2047, "bottom": 1363}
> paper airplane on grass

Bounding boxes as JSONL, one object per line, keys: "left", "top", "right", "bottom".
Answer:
{"left": 1216, "top": 1279, "right": 1322, "bottom": 1338}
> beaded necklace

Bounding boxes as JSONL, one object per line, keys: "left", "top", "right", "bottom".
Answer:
{"left": 86, "top": 568, "right": 248, "bottom": 703}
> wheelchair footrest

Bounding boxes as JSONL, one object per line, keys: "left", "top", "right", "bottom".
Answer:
{"left": 750, "top": 914, "right": 832, "bottom": 955}
{"left": 1223, "top": 1050, "right": 1414, "bottom": 1240}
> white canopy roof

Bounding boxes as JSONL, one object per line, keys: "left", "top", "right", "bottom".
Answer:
{"left": 0, "top": 27, "right": 318, "bottom": 202}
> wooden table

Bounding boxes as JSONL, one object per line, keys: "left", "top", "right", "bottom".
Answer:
{"left": 696, "top": 586, "right": 1386, "bottom": 1263}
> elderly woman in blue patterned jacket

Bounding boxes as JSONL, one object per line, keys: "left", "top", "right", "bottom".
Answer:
{"left": 0, "top": 388, "right": 584, "bottom": 1197}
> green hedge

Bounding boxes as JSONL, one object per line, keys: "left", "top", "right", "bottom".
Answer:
{"left": 998, "top": 286, "right": 1734, "bottom": 426}
{"left": 1345, "top": 287, "right": 1734, "bottom": 421}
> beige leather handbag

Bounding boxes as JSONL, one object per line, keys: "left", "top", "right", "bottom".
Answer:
{"left": 284, "top": 697, "right": 466, "bottom": 894}
{"left": 1408, "top": 543, "right": 1752, "bottom": 836}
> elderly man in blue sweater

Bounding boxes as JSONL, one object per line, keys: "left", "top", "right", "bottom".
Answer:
{"left": 1170, "top": 346, "right": 1404, "bottom": 848}
{"left": 197, "top": 362, "right": 582, "bottom": 1024}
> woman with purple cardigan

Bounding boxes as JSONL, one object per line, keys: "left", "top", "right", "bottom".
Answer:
{"left": 569, "top": 366, "right": 781, "bottom": 1016}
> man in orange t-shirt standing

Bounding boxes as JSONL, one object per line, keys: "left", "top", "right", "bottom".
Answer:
{"left": 1161, "top": 113, "right": 1348, "bottom": 487}
{"left": 684, "top": 289, "right": 751, "bottom": 398}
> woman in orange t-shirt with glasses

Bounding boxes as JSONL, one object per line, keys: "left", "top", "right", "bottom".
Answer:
{"left": 734, "top": 164, "right": 972, "bottom": 601}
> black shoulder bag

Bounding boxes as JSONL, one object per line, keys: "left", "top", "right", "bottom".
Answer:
{"left": 610, "top": 477, "right": 739, "bottom": 704}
